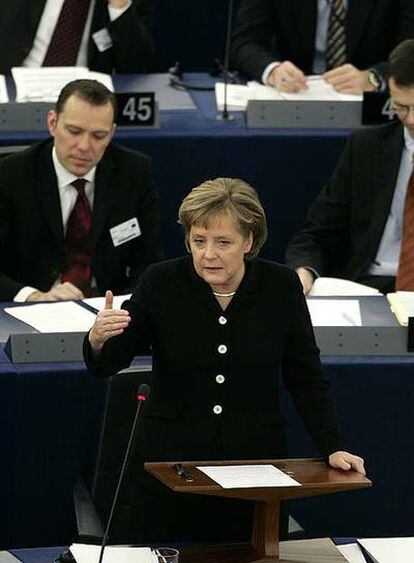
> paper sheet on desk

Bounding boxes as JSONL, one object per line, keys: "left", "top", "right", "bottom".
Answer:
{"left": 336, "top": 544, "right": 367, "bottom": 563}
{"left": 4, "top": 302, "right": 96, "bottom": 333}
{"left": 0, "top": 75, "right": 9, "bottom": 103}
{"left": 12, "top": 67, "right": 113, "bottom": 102}
{"left": 357, "top": 537, "right": 414, "bottom": 563}
{"left": 309, "top": 277, "right": 380, "bottom": 297}
{"left": 69, "top": 543, "right": 155, "bottom": 563}
{"left": 197, "top": 464, "right": 300, "bottom": 489}
{"left": 83, "top": 294, "right": 132, "bottom": 311}
{"left": 215, "top": 76, "right": 361, "bottom": 111}
{"left": 306, "top": 299, "right": 362, "bottom": 326}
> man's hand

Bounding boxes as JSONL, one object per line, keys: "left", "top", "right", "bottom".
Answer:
{"left": 27, "top": 282, "right": 84, "bottom": 302}
{"left": 296, "top": 267, "right": 315, "bottom": 295}
{"left": 88, "top": 290, "right": 131, "bottom": 353}
{"left": 329, "top": 451, "right": 366, "bottom": 475}
{"left": 108, "top": 0, "right": 130, "bottom": 8}
{"left": 268, "top": 61, "right": 308, "bottom": 93}
{"left": 324, "top": 64, "right": 374, "bottom": 94}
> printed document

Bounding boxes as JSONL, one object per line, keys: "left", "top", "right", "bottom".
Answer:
{"left": 309, "top": 277, "right": 380, "bottom": 297}
{"left": 69, "top": 544, "right": 155, "bottom": 563}
{"left": 306, "top": 299, "right": 362, "bottom": 326}
{"left": 196, "top": 464, "right": 301, "bottom": 489}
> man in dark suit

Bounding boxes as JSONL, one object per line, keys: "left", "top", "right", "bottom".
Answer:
{"left": 286, "top": 39, "right": 414, "bottom": 294}
{"left": 0, "top": 78, "right": 162, "bottom": 302}
{"left": 231, "top": 0, "right": 414, "bottom": 94}
{"left": 0, "top": 0, "right": 154, "bottom": 74}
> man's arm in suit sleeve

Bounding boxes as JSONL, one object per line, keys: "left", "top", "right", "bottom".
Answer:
{"left": 99, "top": 0, "right": 155, "bottom": 73}
{"left": 230, "top": 0, "right": 280, "bottom": 82}
{"left": 285, "top": 135, "right": 354, "bottom": 277}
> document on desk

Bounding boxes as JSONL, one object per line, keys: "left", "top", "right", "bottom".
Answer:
{"left": 357, "top": 537, "right": 414, "bottom": 563}
{"left": 309, "top": 277, "right": 380, "bottom": 297}
{"left": 4, "top": 302, "right": 96, "bottom": 333}
{"left": 387, "top": 291, "right": 414, "bottom": 326}
{"left": 0, "top": 75, "right": 9, "bottom": 103}
{"left": 306, "top": 299, "right": 362, "bottom": 326}
{"left": 12, "top": 67, "right": 113, "bottom": 102}
{"left": 69, "top": 543, "right": 155, "bottom": 563}
{"left": 336, "top": 543, "right": 367, "bottom": 563}
{"left": 196, "top": 464, "right": 301, "bottom": 489}
{"left": 83, "top": 294, "right": 132, "bottom": 312}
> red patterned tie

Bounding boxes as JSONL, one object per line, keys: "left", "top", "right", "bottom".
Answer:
{"left": 396, "top": 163, "right": 414, "bottom": 290}
{"left": 61, "top": 179, "right": 93, "bottom": 294}
{"left": 43, "top": 0, "right": 92, "bottom": 66}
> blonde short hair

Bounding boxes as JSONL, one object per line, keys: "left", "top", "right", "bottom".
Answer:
{"left": 178, "top": 178, "right": 267, "bottom": 260}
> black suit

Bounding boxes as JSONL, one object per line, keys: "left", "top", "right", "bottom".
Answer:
{"left": 84, "top": 257, "right": 345, "bottom": 542}
{"left": 0, "top": 0, "right": 154, "bottom": 74}
{"left": 286, "top": 121, "right": 405, "bottom": 288}
{"left": 231, "top": 0, "right": 414, "bottom": 82}
{"left": 0, "top": 139, "right": 163, "bottom": 300}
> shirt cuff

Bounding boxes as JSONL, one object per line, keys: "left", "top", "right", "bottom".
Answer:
{"left": 108, "top": 1, "right": 132, "bottom": 21}
{"left": 14, "top": 286, "right": 38, "bottom": 302}
{"left": 262, "top": 62, "right": 280, "bottom": 85}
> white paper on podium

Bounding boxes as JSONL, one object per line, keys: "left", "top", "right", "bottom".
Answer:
{"left": 0, "top": 75, "right": 9, "bottom": 103}
{"left": 4, "top": 301, "right": 96, "bottom": 333}
{"left": 309, "top": 277, "right": 380, "bottom": 297}
{"left": 306, "top": 299, "right": 362, "bottom": 326}
{"left": 336, "top": 544, "right": 367, "bottom": 563}
{"left": 12, "top": 67, "right": 113, "bottom": 102}
{"left": 358, "top": 537, "right": 414, "bottom": 563}
{"left": 69, "top": 544, "right": 155, "bottom": 563}
{"left": 83, "top": 294, "right": 132, "bottom": 312}
{"left": 196, "top": 464, "right": 301, "bottom": 489}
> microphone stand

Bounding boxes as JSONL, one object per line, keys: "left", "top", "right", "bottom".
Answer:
{"left": 217, "top": 0, "right": 235, "bottom": 122}
{"left": 97, "top": 384, "right": 150, "bottom": 563}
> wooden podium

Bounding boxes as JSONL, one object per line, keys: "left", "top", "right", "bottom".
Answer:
{"left": 145, "top": 458, "right": 371, "bottom": 563}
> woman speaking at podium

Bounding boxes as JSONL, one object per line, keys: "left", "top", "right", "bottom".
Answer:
{"left": 84, "top": 178, "right": 364, "bottom": 543}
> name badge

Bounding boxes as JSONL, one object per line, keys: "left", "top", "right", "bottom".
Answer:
{"left": 110, "top": 218, "right": 141, "bottom": 247}
{"left": 92, "top": 28, "right": 113, "bottom": 53}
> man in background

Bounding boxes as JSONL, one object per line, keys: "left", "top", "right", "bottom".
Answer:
{"left": 0, "top": 79, "right": 162, "bottom": 301}
{"left": 286, "top": 39, "right": 414, "bottom": 295}
{"left": 0, "top": 0, "right": 154, "bottom": 74}
{"left": 231, "top": 0, "right": 414, "bottom": 94}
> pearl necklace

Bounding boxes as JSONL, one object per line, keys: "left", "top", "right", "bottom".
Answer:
{"left": 213, "top": 290, "right": 236, "bottom": 297}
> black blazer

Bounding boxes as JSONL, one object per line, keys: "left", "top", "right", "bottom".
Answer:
{"left": 286, "top": 121, "right": 405, "bottom": 281}
{"left": 0, "top": 0, "right": 154, "bottom": 74}
{"left": 83, "top": 257, "right": 346, "bottom": 541}
{"left": 231, "top": 0, "right": 414, "bottom": 82}
{"left": 0, "top": 139, "right": 163, "bottom": 300}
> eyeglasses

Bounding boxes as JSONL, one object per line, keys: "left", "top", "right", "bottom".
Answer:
{"left": 389, "top": 99, "right": 414, "bottom": 118}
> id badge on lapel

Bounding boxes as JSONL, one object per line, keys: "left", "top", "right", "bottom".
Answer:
{"left": 110, "top": 217, "right": 141, "bottom": 247}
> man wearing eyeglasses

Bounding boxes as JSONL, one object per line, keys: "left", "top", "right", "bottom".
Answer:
{"left": 286, "top": 39, "right": 414, "bottom": 295}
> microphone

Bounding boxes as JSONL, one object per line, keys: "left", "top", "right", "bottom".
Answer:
{"left": 217, "top": 0, "right": 235, "bottom": 121}
{"left": 97, "top": 383, "right": 150, "bottom": 563}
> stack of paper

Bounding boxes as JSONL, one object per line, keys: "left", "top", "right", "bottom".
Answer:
{"left": 12, "top": 67, "right": 113, "bottom": 102}
{"left": 215, "top": 76, "right": 362, "bottom": 111}
{"left": 387, "top": 291, "right": 414, "bottom": 326}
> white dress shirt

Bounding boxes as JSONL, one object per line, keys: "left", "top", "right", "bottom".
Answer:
{"left": 14, "top": 148, "right": 97, "bottom": 301}
{"left": 22, "top": 0, "right": 131, "bottom": 68}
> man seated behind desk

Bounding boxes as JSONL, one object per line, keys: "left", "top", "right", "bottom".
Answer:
{"left": 286, "top": 40, "right": 414, "bottom": 296}
{"left": 0, "top": 78, "right": 162, "bottom": 302}
{"left": 231, "top": 0, "right": 414, "bottom": 94}
{"left": 0, "top": 0, "right": 154, "bottom": 74}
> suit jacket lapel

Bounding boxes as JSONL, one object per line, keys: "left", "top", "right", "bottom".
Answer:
{"left": 368, "top": 124, "right": 405, "bottom": 253}
{"left": 346, "top": 0, "right": 376, "bottom": 60}
{"left": 35, "top": 142, "right": 65, "bottom": 246}
{"left": 92, "top": 148, "right": 116, "bottom": 246}
{"left": 299, "top": 0, "right": 318, "bottom": 70}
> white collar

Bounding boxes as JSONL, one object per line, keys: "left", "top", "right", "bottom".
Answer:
{"left": 403, "top": 127, "right": 414, "bottom": 161}
{"left": 52, "top": 146, "right": 96, "bottom": 188}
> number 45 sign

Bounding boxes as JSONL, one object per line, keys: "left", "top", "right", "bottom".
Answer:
{"left": 115, "top": 93, "right": 158, "bottom": 128}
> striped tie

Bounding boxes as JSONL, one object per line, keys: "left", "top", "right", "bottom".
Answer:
{"left": 396, "top": 163, "right": 414, "bottom": 291}
{"left": 326, "top": 0, "right": 347, "bottom": 70}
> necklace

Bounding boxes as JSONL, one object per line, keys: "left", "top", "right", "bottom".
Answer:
{"left": 213, "top": 290, "right": 236, "bottom": 297}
